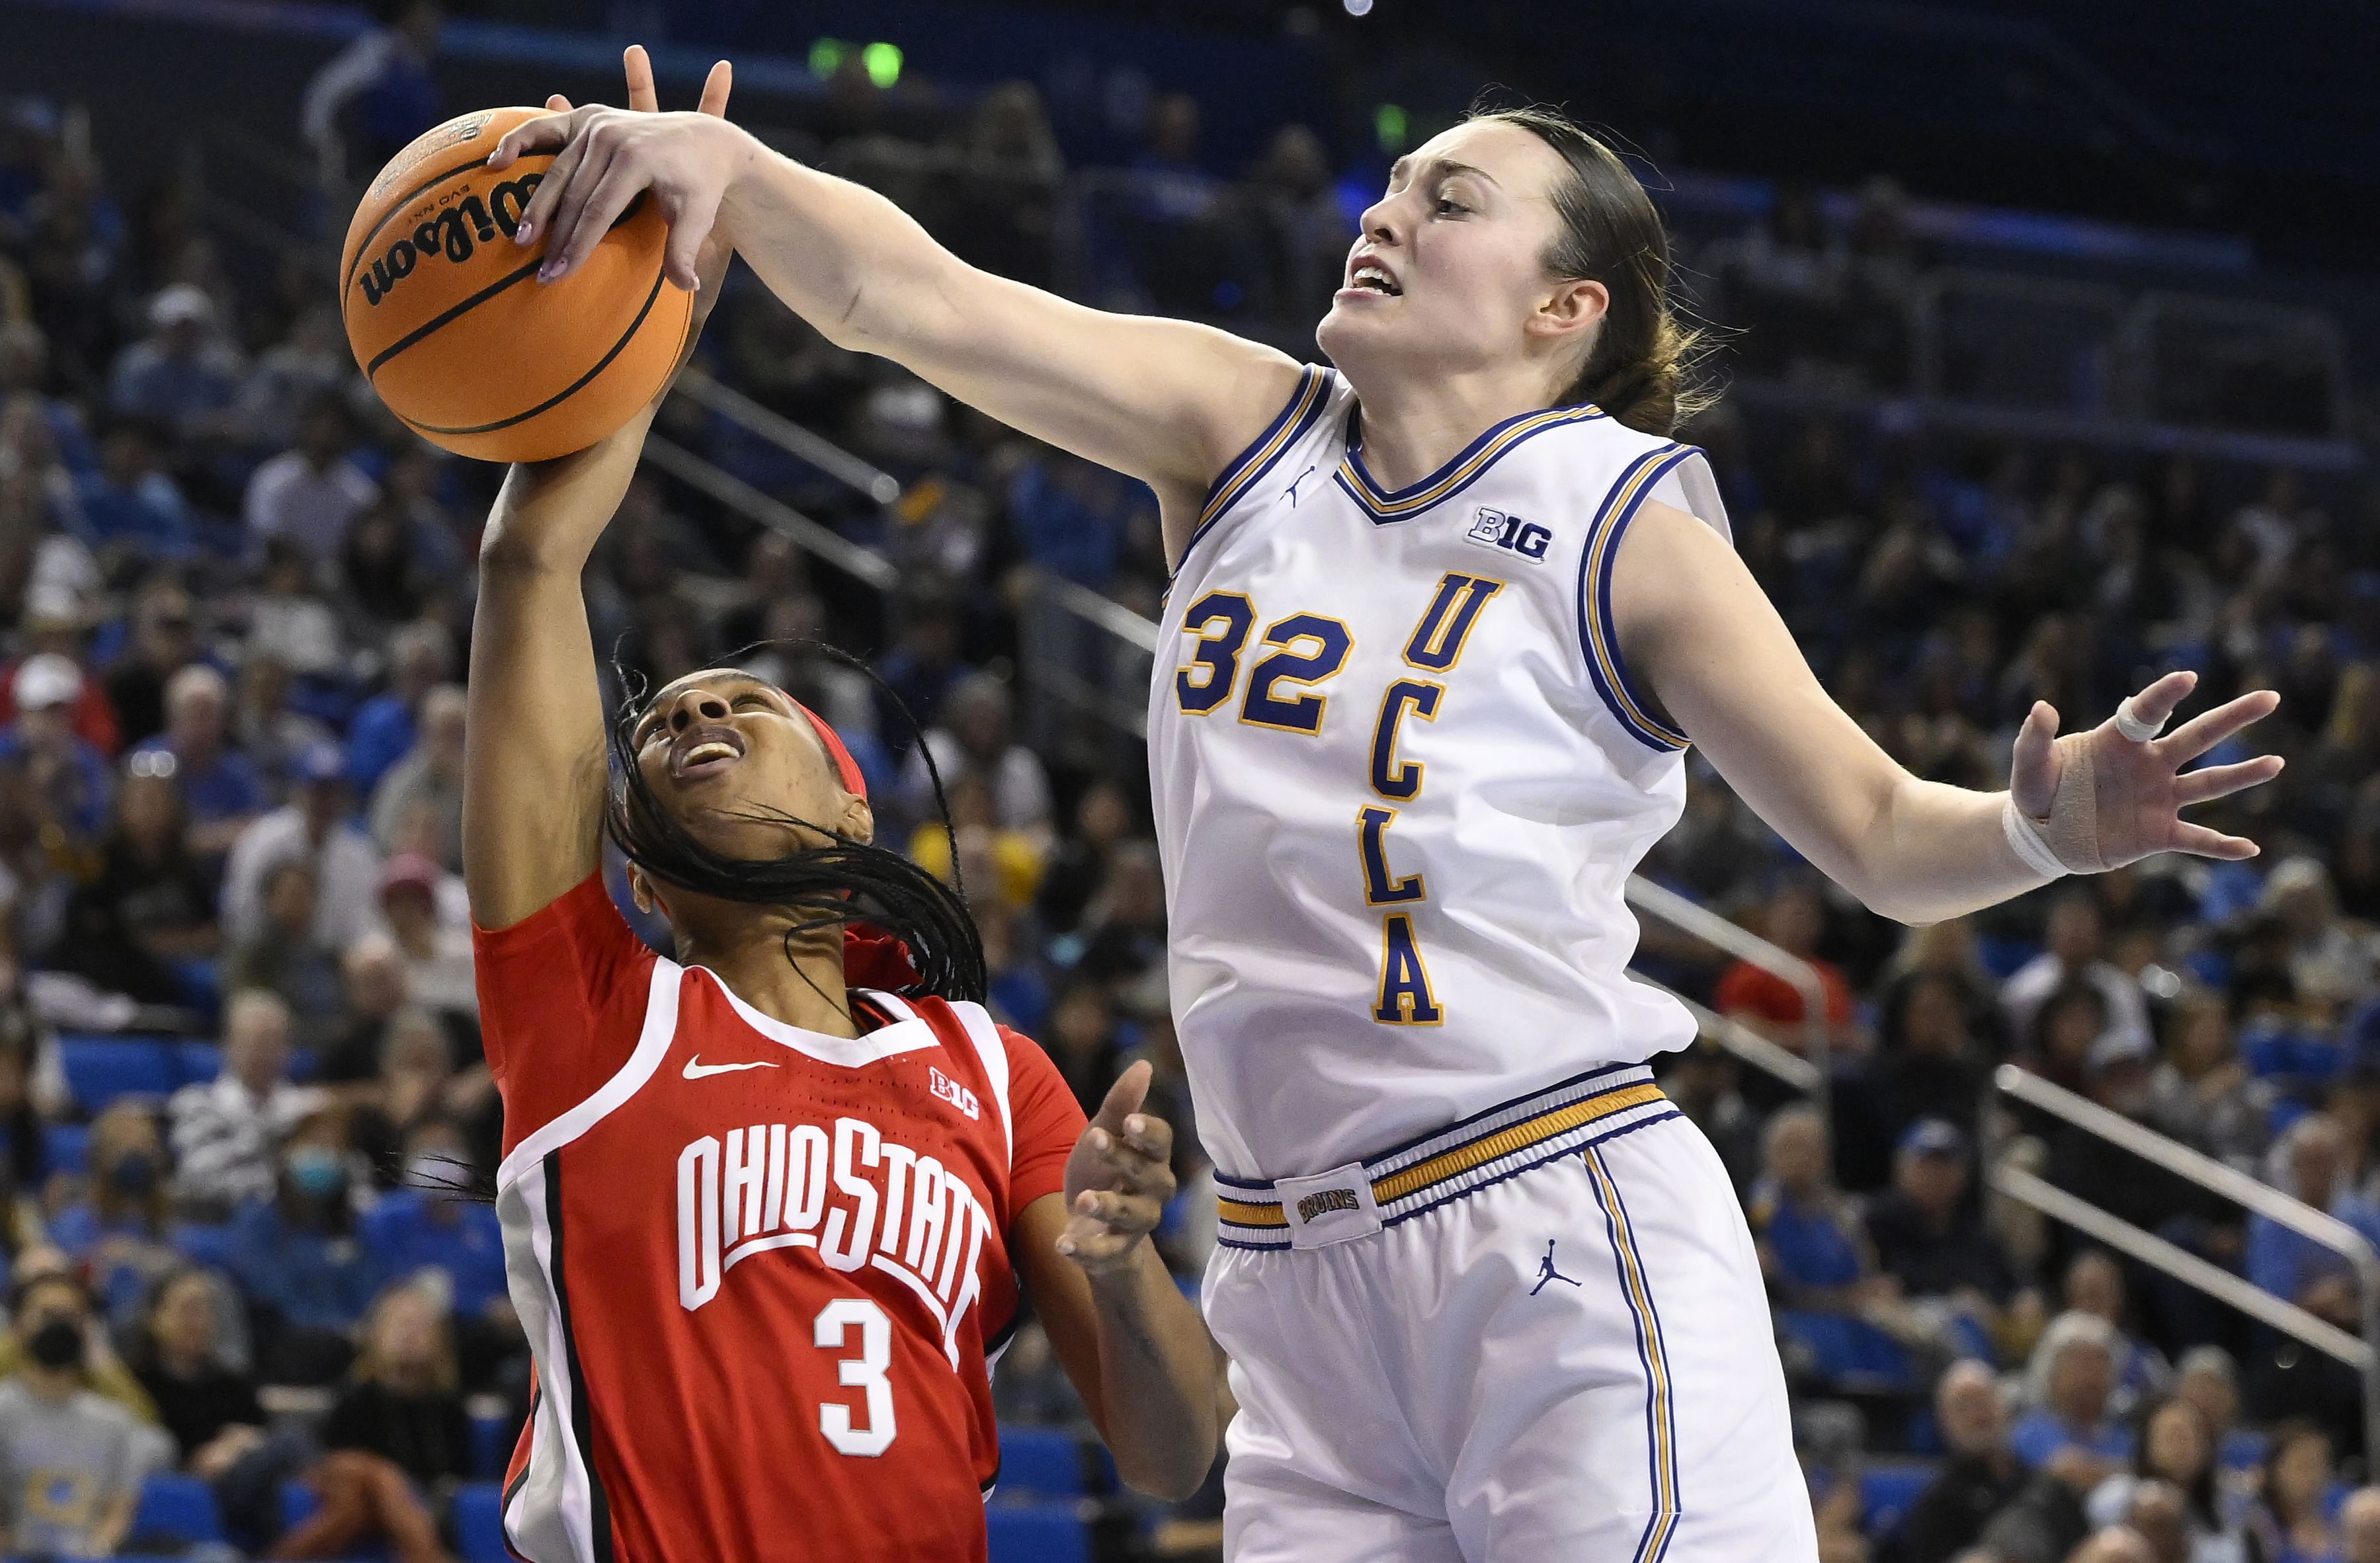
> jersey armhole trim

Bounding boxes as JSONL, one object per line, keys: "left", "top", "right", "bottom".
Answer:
{"left": 951, "top": 1003, "right": 1015, "bottom": 1178}
{"left": 1176, "top": 365, "right": 1333, "bottom": 571}
{"left": 1577, "top": 444, "right": 1698, "bottom": 752}
{"left": 495, "top": 959, "right": 685, "bottom": 1189}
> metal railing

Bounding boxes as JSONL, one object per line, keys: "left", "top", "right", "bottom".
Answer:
{"left": 1993, "top": 1064, "right": 2380, "bottom": 1457}
{"left": 1626, "top": 877, "right": 1832, "bottom": 1116}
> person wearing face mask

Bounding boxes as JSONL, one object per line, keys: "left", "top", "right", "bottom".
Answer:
{"left": 46, "top": 1101, "right": 178, "bottom": 1327}
{"left": 0, "top": 1271, "right": 165, "bottom": 1557}
{"left": 231, "top": 1110, "right": 378, "bottom": 1383}
{"left": 358, "top": 1117, "right": 512, "bottom": 1387}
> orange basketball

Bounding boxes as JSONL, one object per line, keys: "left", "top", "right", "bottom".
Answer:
{"left": 339, "top": 106, "right": 692, "bottom": 463}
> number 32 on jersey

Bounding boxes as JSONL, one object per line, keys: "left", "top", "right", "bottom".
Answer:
{"left": 1173, "top": 572, "right": 1502, "bottom": 1027}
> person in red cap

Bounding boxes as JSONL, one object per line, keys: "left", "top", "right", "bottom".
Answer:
{"left": 460, "top": 57, "right": 1215, "bottom": 1563}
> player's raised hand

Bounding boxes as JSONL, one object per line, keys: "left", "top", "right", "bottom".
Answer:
{"left": 489, "top": 44, "right": 743, "bottom": 291}
{"left": 2007, "top": 668, "right": 2284, "bottom": 873}
{"left": 1058, "top": 1062, "right": 1176, "bottom": 1279}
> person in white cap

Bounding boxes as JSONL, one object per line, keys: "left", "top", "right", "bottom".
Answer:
{"left": 104, "top": 284, "right": 243, "bottom": 442}
{"left": 0, "top": 653, "right": 111, "bottom": 842}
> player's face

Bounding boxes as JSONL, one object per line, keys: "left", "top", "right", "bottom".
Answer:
{"left": 630, "top": 670, "right": 870, "bottom": 860}
{"left": 1318, "top": 120, "right": 1598, "bottom": 395}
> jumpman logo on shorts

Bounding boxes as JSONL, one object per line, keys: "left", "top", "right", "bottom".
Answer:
{"left": 1530, "top": 1240, "right": 1581, "bottom": 1296}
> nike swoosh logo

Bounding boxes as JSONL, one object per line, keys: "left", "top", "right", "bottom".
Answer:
{"left": 684, "top": 1057, "right": 781, "bottom": 1080}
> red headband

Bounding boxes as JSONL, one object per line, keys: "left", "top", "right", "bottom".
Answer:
{"left": 793, "top": 701, "right": 867, "bottom": 799}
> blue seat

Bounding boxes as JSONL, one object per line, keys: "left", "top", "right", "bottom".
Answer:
{"left": 171, "top": 1222, "right": 239, "bottom": 1272}
{"left": 1862, "top": 1462, "right": 1938, "bottom": 1539}
{"left": 58, "top": 1037, "right": 176, "bottom": 1111}
{"left": 453, "top": 1481, "right": 509, "bottom": 1563}
{"left": 43, "top": 1121, "right": 90, "bottom": 1178}
{"left": 470, "top": 1410, "right": 514, "bottom": 1478}
{"left": 133, "top": 1472, "right": 225, "bottom": 1544}
{"left": 175, "top": 1041, "right": 224, "bottom": 1089}
{"left": 997, "top": 1426, "right": 1085, "bottom": 1498}
{"left": 280, "top": 1478, "right": 320, "bottom": 1532}
{"left": 987, "top": 1503, "right": 1090, "bottom": 1563}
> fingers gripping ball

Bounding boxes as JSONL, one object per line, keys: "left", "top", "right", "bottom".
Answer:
{"left": 339, "top": 106, "right": 692, "bottom": 462}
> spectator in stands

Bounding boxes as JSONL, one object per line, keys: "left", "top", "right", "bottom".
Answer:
{"left": 2172, "top": 1346, "right": 2264, "bottom": 1474}
{"left": 2084, "top": 1396, "right": 2246, "bottom": 1563}
{"left": 2002, "top": 891, "right": 2153, "bottom": 1067}
{"left": 104, "top": 283, "right": 239, "bottom": 444}
{"left": 2011, "top": 1312, "right": 2134, "bottom": 1481}
{"left": 1044, "top": 983, "right": 1123, "bottom": 1117}
{"left": 0, "top": 651, "right": 110, "bottom": 844}
{"left": 101, "top": 578, "right": 202, "bottom": 749}
{"left": 1893, "top": 1359, "right": 2027, "bottom": 1563}
{"left": 368, "top": 683, "right": 464, "bottom": 867}
{"left": 128, "top": 1266, "right": 263, "bottom": 1478}
{"left": 1864, "top": 1119, "right": 2020, "bottom": 1343}
{"left": 1655, "top": 1040, "right": 1762, "bottom": 1194}
{"left": 231, "top": 651, "right": 334, "bottom": 793}
{"left": 360, "top": 1117, "right": 506, "bottom": 1329}
{"left": 225, "top": 858, "right": 346, "bottom": 1036}
{"left": 0, "top": 1271, "right": 162, "bottom": 1556}
{"left": 222, "top": 741, "right": 382, "bottom": 951}
{"left": 57, "top": 750, "right": 215, "bottom": 1006}
{"left": 2146, "top": 992, "right": 2274, "bottom": 1173}
{"left": 1837, "top": 969, "right": 1994, "bottom": 1190}
{"left": 231, "top": 302, "right": 345, "bottom": 451}
{"left": 1751, "top": 1104, "right": 1923, "bottom": 1388}
{"left": 347, "top": 1006, "right": 473, "bottom": 1188}
{"left": 2248, "top": 1422, "right": 2342, "bottom": 1563}
{"left": 872, "top": 586, "right": 966, "bottom": 742}
{"left": 2062, "top": 1251, "right": 2171, "bottom": 1416}
{"left": 319, "top": 932, "right": 476, "bottom": 1094}
{"left": 2258, "top": 856, "right": 2378, "bottom": 1026}
{"left": 2246, "top": 1113, "right": 2380, "bottom": 1328}
{"left": 244, "top": 390, "right": 374, "bottom": 566}
{"left": 909, "top": 772, "right": 1045, "bottom": 912}
{"left": 50, "top": 1102, "right": 178, "bottom": 1326}
{"left": 900, "top": 670, "right": 1053, "bottom": 840}
{"left": 132, "top": 663, "right": 262, "bottom": 858}
{"left": 1036, "top": 778, "right": 1133, "bottom": 936}
{"left": 232, "top": 1108, "right": 375, "bottom": 1383}
{"left": 300, "top": 0, "right": 444, "bottom": 188}
{"left": 321, "top": 1281, "right": 470, "bottom": 1491}
{"left": 2343, "top": 1487, "right": 2380, "bottom": 1563}
{"left": 245, "top": 540, "right": 345, "bottom": 684}
{"left": 343, "top": 620, "right": 450, "bottom": 795}
{"left": 1074, "top": 840, "right": 1168, "bottom": 985}
{"left": 376, "top": 854, "right": 474, "bottom": 1020}
{"left": 168, "top": 989, "right": 325, "bottom": 1219}
{"left": 1717, "top": 876, "right": 1864, "bottom": 1058}
{"left": 73, "top": 416, "right": 193, "bottom": 560}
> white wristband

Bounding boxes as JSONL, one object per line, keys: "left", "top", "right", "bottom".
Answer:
{"left": 2002, "top": 792, "right": 2071, "bottom": 881}
{"left": 2113, "top": 696, "right": 2165, "bottom": 744}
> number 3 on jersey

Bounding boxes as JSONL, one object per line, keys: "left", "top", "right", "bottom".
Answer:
{"left": 1172, "top": 574, "right": 1502, "bottom": 1027}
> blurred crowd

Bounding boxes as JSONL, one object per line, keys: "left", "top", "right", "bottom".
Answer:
{"left": 0, "top": 9, "right": 2375, "bottom": 1560}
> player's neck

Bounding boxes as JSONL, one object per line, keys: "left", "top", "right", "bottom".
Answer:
{"left": 1348, "top": 366, "right": 1559, "bottom": 493}
{"left": 673, "top": 910, "right": 859, "bottom": 1039}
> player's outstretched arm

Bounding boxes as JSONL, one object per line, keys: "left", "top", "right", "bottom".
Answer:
{"left": 464, "top": 58, "right": 733, "bottom": 930}
{"left": 1014, "top": 1062, "right": 1219, "bottom": 1501}
{"left": 487, "top": 72, "right": 1301, "bottom": 563}
{"left": 1611, "top": 501, "right": 2284, "bottom": 926}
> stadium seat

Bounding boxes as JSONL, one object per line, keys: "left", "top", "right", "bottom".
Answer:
{"left": 987, "top": 1502, "right": 1091, "bottom": 1563}
{"left": 42, "top": 1121, "right": 91, "bottom": 1178}
{"left": 132, "top": 1472, "right": 225, "bottom": 1544}
{"left": 470, "top": 1408, "right": 514, "bottom": 1478}
{"left": 171, "top": 1222, "right": 239, "bottom": 1272}
{"left": 997, "top": 1426, "right": 1085, "bottom": 1498}
{"left": 1861, "top": 1461, "right": 1938, "bottom": 1538}
{"left": 453, "top": 1481, "right": 509, "bottom": 1563}
{"left": 175, "top": 1041, "right": 224, "bottom": 1088}
{"left": 58, "top": 1035, "right": 177, "bottom": 1111}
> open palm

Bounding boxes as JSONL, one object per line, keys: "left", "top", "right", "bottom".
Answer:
{"left": 2009, "top": 668, "right": 2283, "bottom": 868}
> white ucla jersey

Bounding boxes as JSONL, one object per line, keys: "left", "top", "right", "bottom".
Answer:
{"left": 1147, "top": 366, "right": 1733, "bottom": 1179}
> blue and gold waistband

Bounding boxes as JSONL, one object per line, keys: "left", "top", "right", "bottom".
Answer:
{"left": 1214, "top": 1064, "right": 1677, "bottom": 1251}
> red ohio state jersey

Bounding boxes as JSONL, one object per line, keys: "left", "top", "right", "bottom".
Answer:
{"left": 474, "top": 875, "right": 1086, "bottom": 1562}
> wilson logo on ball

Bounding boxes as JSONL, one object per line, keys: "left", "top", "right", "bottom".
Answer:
{"left": 356, "top": 173, "right": 543, "bottom": 308}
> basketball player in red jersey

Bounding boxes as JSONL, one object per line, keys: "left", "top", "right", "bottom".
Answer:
{"left": 462, "top": 52, "right": 1218, "bottom": 1563}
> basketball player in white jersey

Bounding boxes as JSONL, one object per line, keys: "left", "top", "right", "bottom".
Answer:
{"left": 497, "top": 85, "right": 2283, "bottom": 1561}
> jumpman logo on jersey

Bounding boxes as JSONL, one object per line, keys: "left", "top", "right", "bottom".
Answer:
{"left": 1530, "top": 1240, "right": 1581, "bottom": 1296}
{"left": 1284, "top": 465, "right": 1318, "bottom": 506}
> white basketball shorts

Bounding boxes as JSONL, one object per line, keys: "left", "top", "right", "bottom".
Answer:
{"left": 1204, "top": 1065, "right": 1817, "bottom": 1562}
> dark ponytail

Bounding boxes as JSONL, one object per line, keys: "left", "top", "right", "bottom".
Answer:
{"left": 1473, "top": 105, "right": 1712, "bottom": 436}
{"left": 602, "top": 645, "right": 988, "bottom": 1004}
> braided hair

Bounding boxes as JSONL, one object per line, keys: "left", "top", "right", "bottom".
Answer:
{"left": 602, "top": 643, "right": 988, "bottom": 1005}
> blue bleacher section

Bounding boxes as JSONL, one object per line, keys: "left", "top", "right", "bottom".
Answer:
{"left": 131, "top": 1472, "right": 225, "bottom": 1546}
{"left": 454, "top": 1482, "right": 508, "bottom": 1563}
{"left": 987, "top": 1503, "right": 1092, "bottom": 1563}
{"left": 42, "top": 1121, "right": 89, "bottom": 1178}
{"left": 58, "top": 1035, "right": 178, "bottom": 1111}
{"left": 997, "top": 1426, "right": 1086, "bottom": 1499}
{"left": 1861, "top": 1462, "right": 1939, "bottom": 1541}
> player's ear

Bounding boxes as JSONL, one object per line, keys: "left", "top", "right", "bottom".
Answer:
{"left": 628, "top": 865, "right": 657, "bottom": 916}
{"left": 841, "top": 795, "right": 874, "bottom": 846}
{"left": 1528, "top": 276, "right": 1608, "bottom": 346}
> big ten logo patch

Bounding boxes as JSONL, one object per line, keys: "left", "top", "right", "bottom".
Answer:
{"left": 1464, "top": 507, "right": 1553, "bottom": 561}
{"left": 929, "top": 1066, "right": 981, "bottom": 1121}
{"left": 355, "top": 173, "right": 545, "bottom": 308}
{"left": 1295, "top": 1187, "right": 1362, "bottom": 1223}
